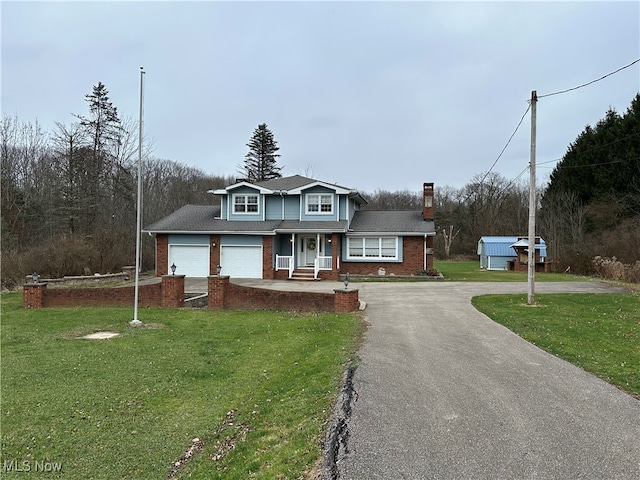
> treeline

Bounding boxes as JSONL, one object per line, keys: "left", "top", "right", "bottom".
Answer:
{"left": 361, "top": 172, "right": 531, "bottom": 259}
{"left": 1, "top": 82, "right": 234, "bottom": 288}
{"left": 540, "top": 93, "right": 640, "bottom": 273}
{"left": 363, "top": 93, "right": 640, "bottom": 274}
{"left": 2, "top": 83, "right": 637, "bottom": 287}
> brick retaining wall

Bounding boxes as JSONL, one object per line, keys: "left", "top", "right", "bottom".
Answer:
{"left": 23, "top": 275, "right": 359, "bottom": 313}
{"left": 208, "top": 276, "right": 360, "bottom": 312}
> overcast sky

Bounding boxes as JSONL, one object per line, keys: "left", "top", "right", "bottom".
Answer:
{"left": 3, "top": 1, "right": 639, "bottom": 193}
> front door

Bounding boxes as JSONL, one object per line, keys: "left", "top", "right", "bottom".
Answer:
{"left": 298, "top": 235, "right": 322, "bottom": 267}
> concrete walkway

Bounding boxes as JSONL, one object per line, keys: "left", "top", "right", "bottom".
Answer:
{"left": 338, "top": 281, "right": 639, "bottom": 479}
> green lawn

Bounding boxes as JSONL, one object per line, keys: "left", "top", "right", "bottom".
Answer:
{"left": 0, "top": 294, "right": 364, "bottom": 479}
{"left": 434, "top": 260, "right": 589, "bottom": 282}
{"left": 472, "top": 293, "right": 640, "bottom": 397}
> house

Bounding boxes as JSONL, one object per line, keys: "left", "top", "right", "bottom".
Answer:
{"left": 144, "top": 175, "right": 436, "bottom": 280}
{"left": 477, "top": 236, "right": 547, "bottom": 271}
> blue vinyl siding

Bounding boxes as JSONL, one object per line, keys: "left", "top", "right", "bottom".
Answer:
{"left": 301, "top": 187, "right": 337, "bottom": 221}
{"left": 227, "top": 186, "right": 263, "bottom": 221}
{"left": 284, "top": 196, "right": 299, "bottom": 220}
{"left": 265, "top": 195, "right": 282, "bottom": 220}
{"left": 169, "top": 234, "right": 209, "bottom": 245}
{"left": 220, "top": 235, "right": 262, "bottom": 246}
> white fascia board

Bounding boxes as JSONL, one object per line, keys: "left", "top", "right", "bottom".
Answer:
{"left": 346, "top": 231, "right": 436, "bottom": 237}
{"left": 143, "top": 229, "right": 276, "bottom": 235}
{"left": 287, "top": 181, "right": 353, "bottom": 195}
{"left": 208, "top": 182, "right": 273, "bottom": 195}
{"left": 276, "top": 227, "right": 347, "bottom": 234}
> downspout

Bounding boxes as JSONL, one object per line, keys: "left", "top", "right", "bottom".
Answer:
{"left": 424, "top": 234, "right": 427, "bottom": 271}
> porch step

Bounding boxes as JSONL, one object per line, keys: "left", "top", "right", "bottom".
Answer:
{"left": 289, "top": 270, "right": 320, "bottom": 281}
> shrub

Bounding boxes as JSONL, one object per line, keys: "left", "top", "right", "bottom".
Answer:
{"left": 592, "top": 256, "right": 640, "bottom": 284}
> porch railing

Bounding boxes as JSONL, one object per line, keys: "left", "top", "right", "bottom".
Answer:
{"left": 314, "top": 256, "right": 333, "bottom": 279}
{"left": 275, "top": 255, "right": 294, "bottom": 278}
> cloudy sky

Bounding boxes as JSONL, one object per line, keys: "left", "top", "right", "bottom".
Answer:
{"left": 3, "top": 1, "right": 639, "bottom": 193}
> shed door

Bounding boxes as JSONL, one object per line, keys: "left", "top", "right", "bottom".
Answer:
{"left": 220, "top": 246, "right": 263, "bottom": 278}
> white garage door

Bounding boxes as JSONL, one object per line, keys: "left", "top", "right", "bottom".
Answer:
{"left": 220, "top": 246, "right": 262, "bottom": 278}
{"left": 168, "top": 245, "right": 210, "bottom": 277}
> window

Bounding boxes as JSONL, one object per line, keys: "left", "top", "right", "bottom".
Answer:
{"left": 306, "top": 194, "right": 333, "bottom": 214}
{"left": 347, "top": 237, "right": 398, "bottom": 260}
{"left": 233, "top": 194, "right": 259, "bottom": 213}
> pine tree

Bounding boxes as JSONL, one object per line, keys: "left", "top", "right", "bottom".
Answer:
{"left": 240, "top": 123, "right": 282, "bottom": 182}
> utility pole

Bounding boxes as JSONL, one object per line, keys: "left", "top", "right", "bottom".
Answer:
{"left": 527, "top": 90, "right": 537, "bottom": 305}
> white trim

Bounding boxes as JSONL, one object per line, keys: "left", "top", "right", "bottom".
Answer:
{"left": 305, "top": 193, "right": 334, "bottom": 215}
{"left": 346, "top": 236, "right": 398, "bottom": 260}
{"left": 232, "top": 193, "right": 260, "bottom": 215}
{"left": 287, "top": 181, "right": 352, "bottom": 195}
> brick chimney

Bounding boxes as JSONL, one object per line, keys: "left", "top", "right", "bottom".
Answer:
{"left": 423, "top": 182, "right": 434, "bottom": 220}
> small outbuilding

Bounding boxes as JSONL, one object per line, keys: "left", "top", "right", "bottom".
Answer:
{"left": 477, "top": 236, "right": 548, "bottom": 271}
{"left": 477, "top": 236, "right": 519, "bottom": 270}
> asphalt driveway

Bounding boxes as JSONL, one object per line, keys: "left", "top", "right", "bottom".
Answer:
{"left": 336, "top": 281, "right": 640, "bottom": 479}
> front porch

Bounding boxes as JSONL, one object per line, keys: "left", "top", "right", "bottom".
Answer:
{"left": 274, "top": 233, "right": 340, "bottom": 280}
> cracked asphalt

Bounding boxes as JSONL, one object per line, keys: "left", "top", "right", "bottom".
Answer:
{"left": 336, "top": 281, "right": 640, "bottom": 480}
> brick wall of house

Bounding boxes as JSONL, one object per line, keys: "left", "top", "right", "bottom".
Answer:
{"left": 156, "top": 235, "right": 168, "bottom": 276}
{"left": 210, "top": 235, "right": 220, "bottom": 276}
{"left": 340, "top": 236, "right": 433, "bottom": 276}
{"left": 263, "top": 236, "right": 274, "bottom": 279}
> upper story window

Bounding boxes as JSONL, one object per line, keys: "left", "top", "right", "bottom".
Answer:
{"left": 306, "top": 194, "right": 333, "bottom": 214}
{"left": 233, "top": 194, "right": 259, "bottom": 214}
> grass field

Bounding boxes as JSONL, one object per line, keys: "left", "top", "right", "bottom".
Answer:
{"left": 472, "top": 293, "right": 640, "bottom": 398}
{"left": 434, "top": 260, "right": 589, "bottom": 282}
{"left": 0, "top": 294, "right": 364, "bottom": 479}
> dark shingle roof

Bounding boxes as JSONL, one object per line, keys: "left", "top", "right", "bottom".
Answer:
{"left": 255, "top": 175, "right": 317, "bottom": 190}
{"left": 144, "top": 205, "right": 348, "bottom": 234}
{"left": 145, "top": 206, "right": 435, "bottom": 236}
{"left": 348, "top": 211, "right": 435, "bottom": 235}
{"left": 144, "top": 205, "right": 280, "bottom": 234}
{"left": 277, "top": 220, "right": 348, "bottom": 232}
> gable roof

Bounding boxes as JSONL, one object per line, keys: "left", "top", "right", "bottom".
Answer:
{"left": 209, "top": 175, "right": 368, "bottom": 205}
{"left": 254, "top": 175, "right": 317, "bottom": 190}
{"left": 348, "top": 211, "right": 435, "bottom": 236}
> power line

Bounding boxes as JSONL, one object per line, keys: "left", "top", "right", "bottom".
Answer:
{"left": 538, "top": 58, "right": 640, "bottom": 99}
{"left": 461, "top": 103, "right": 531, "bottom": 203}
{"left": 538, "top": 156, "right": 639, "bottom": 170}
{"left": 535, "top": 131, "right": 640, "bottom": 167}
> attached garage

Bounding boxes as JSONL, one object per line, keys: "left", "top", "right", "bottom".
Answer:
{"left": 220, "top": 245, "right": 263, "bottom": 278}
{"left": 168, "top": 244, "right": 210, "bottom": 277}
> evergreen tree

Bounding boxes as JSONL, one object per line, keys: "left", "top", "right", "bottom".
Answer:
{"left": 240, "top": 123, "right": 282, "bottom": 182}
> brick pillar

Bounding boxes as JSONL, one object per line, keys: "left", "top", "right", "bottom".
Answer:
{"left": 161, "top": 274, "right": 185, "bottom": 307}
{"left": 23, "top": 283, "right": 47, "bottom": 309}
{"left": 263, "top": 236, "right": 274, "bottom": 279}
{"left": 208, "top": 275, "right": 230, "bottom": 309}
{"left": 210, "top": 235, "right": 221, "bottom": 276}
{"left": 156, "top": 235, "right": 169, "bottom": 276}
{"left": 333, "top": 288, "right": 359, "bottom": 312}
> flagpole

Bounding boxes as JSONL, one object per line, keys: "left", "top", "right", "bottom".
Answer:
{"left": 131, "top": 66, "right": 145, "bottom": 325}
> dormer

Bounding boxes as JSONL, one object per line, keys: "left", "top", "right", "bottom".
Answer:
{"left": 209, "top": 181, "right": 272, "bottom": 220}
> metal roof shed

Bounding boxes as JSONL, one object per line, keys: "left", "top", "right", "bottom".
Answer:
{"left": 477, "top": 236, "right": 519, "bottom": 270}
